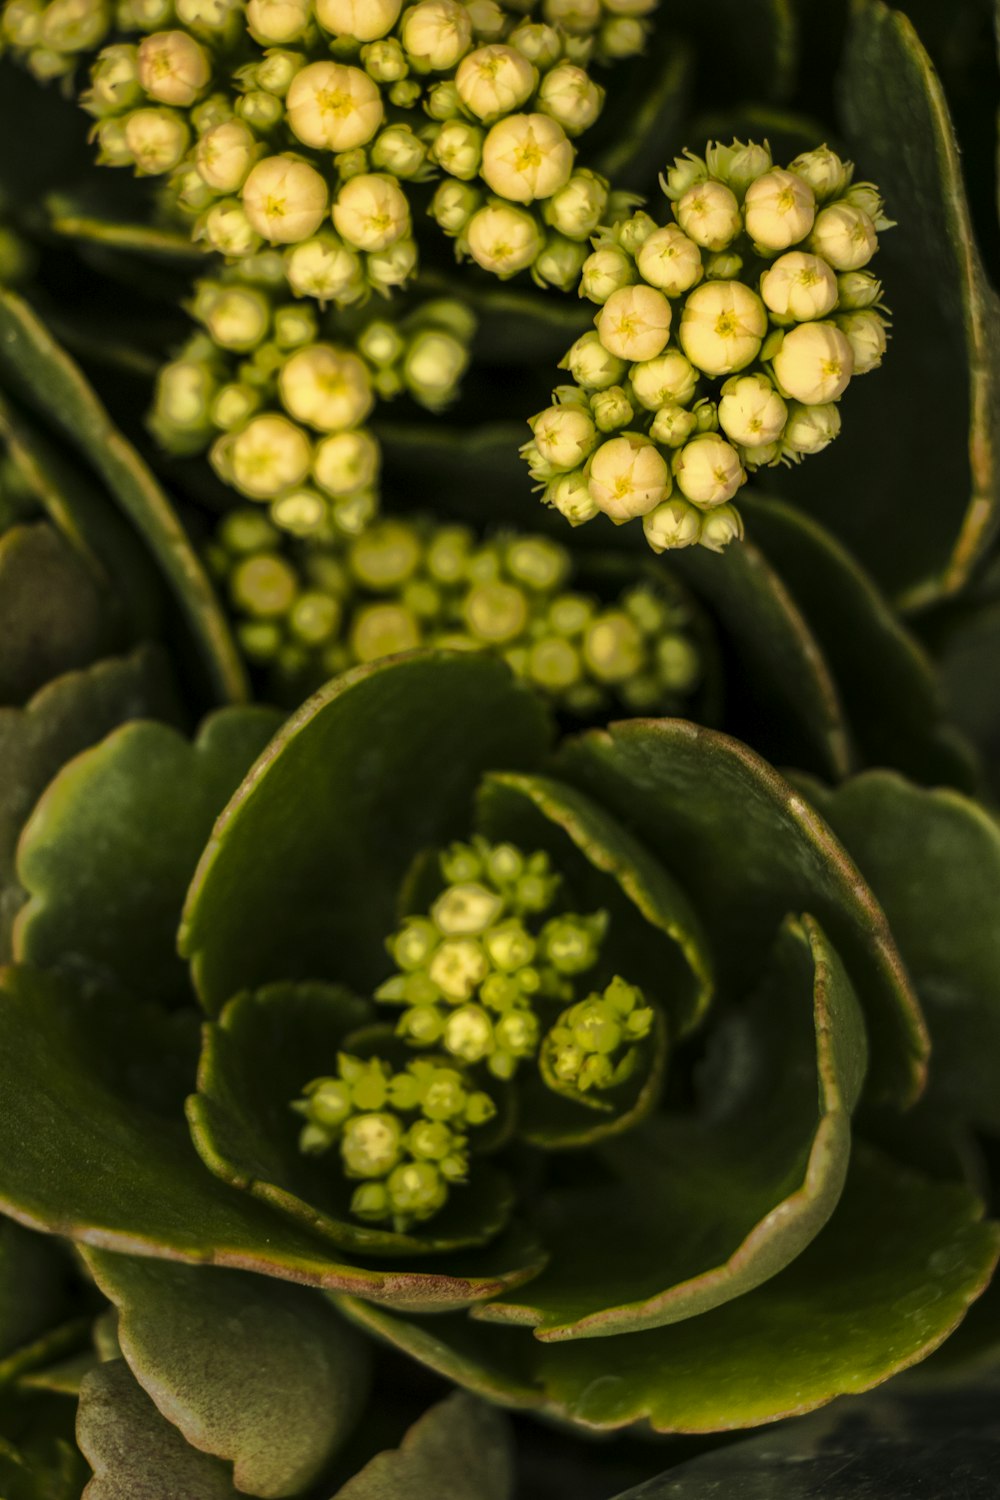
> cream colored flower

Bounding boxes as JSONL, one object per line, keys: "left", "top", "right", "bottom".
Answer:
{"left": 743, "top": 167, "right": 816, "bottom": 251}
{"left": 674, "top": 179, "right": 741, "bottom": 251}
{"left": 279, "top": 345, "right": 374, "bottom": 431}
{"left": 530, "top": 402, "right": 597, "bottom": 470}
{"left": 771, "top": 321, "right": 853, "bottom": 404}
{"left": 230, "top": 414, "right": 312, "bottom": 499}
{"left": 718, "top": 373, "right": 787, "bottom": 447}
{"left": 245, "top": 0, "right": 310, "bottom": 42}
{"left": 284, "top": 235, "right": 365, "bottom": 303}
{"left": 586, "top": 433, "right": 670, "bottom": 521}
{"left": 464, "top": 201, "right": 543, "bottom": 276}
{"left": 699, "top": 503, "right": 744, "bottom": 552}
{"left": 123, "top": 107, "right": 189, "bottom": 174}
{"left": 455, "top": 44, "right": 536, "bottom": 121}
{"left": 546, "top": 469, "right": 599, "bottom": 525}
{"left": 635, "top": 224, "right": 703, "bottom": 296}
{"left": 788, "top": 145, "right": 852, "bottom": 202}
{"left": 678, "top": 280, "right": 766, "bottom": 377}
{"left": 285, "top": 62, "right": 384, "bottom": 152}
{"left": 313, "top": 428, "right": 380, "bottom": 495}
{"left": 137, "top": 30, "right": 209, "bottom": 107}
{"left": 401, "top": 0, "right": 473, "bottom": 70}
{"left": 332, "top": 172, "right": 410, "bottom": 251}
{"left": 836, "top": 310, "right": 888, "bottom": 374}
{"left": 642, "top": 496, "right": 701, "bottom": 552}
{"left": 481, "top": 113, "right": 574, "bottom": 204}
{"left": 810, "top": 202, "right": 878, "bottom": 271}
{"left": 782, "top": 401, "right": 842, "bottom": 454}
{"left": 673, "top": 433, "right": 744, "bottom": 506}
{"left": 595, "top": 285, "right": 671, "bottom": 362}
{"left": 536, "top": 61, "right": 603, "bottom": 135}
{"left": 315, "top": 0, "right": 402, "bottom": 40}
{"left": 242, "top": 156, "right": 329, "bottom": 244}
{"left": 629, "top": 348, "right": 698, "bottom": 410}
{"left": 759, "top": 250, "right": 838, "bottom": 321}
{"left": 195, "top": 119, "right": 257, "bottom": 193}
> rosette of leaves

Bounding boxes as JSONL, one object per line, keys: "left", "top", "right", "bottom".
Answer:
{"left": 0, "top": 651, "right": 997, "bottom": 1464}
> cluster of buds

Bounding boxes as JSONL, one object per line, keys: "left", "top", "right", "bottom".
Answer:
{"left": 375, "top": 836, "right": 610, "bottom": 1079}
{"left": 522, "top": 140, "right": 893, "bottom": 553}
{"left": 152, "top": 278, "right": 474, "bottom": 535}
{"left": 205, "top": 508, "right": 703, "bottom": 710}
{"left": 541, "top": 974, "right": 653, "bottom": 1096}
{"left": 5, "top": 0, "right": 653, "bottom": 298}
{"left": 293, "top": 1053, "right": 497, "bottom": 1229}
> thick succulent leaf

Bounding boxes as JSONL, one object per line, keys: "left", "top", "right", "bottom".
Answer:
{"left": 0, "top": 969, "right": 544, "bottom": 1311}
{"left": 556, "top": 719, "right": 925, "bottom": 1105}
{"left": 77, "top": 1359, "right": 239, "bottom": 1500}
{"left": 796, "top": 772, "right": 1000, "bottom": 1132}
{"left": 333, "top": 1393, "right": 513, "bottom": 1500}
{"left": 15, "top": 708, "right": 282, "bottom": 1007}
{"left": 475, "top": 915, "right": 865, "bottom": 1338}
{"left": 800, "top": 0, "right": 1000, "bottom": 605}
{"left": 741, "top": 495, "right": 977, "bottom": 788}
{"left": 0, "top": 288, "right": 247, "bottom": 703}
{"left": 0, "top": 522, "right": 111, "bottom": 706}
{"left": 0, "top": 1222, "right": 76, "bottom": 1368}
{"left": 671, "top": 534, "right": 851, "bottom": 780}
{"left": 0, "top": 386, "right": 161, "bottom": 643}
{"left": 476, "top": 772, "right": 713, "bottom": 1037}
{"left": 340, "top": 1145, "right": 999, "bottom": 1431}
{"left": 609, "top": 1369, "right": 1000, "bottom": 1498}
{"left": 190, "top": 983, "right": 514, "bottom": 1256}
{"left": 81, "top": 1250, "right": 369, "bottom": 1498}
{"left": 0, "top": 644, "right": 177, "bottom": 959}
{"left": 181, "top": 654, "right": 552, "bottom": 1014}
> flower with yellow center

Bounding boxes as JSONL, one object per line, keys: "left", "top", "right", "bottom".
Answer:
{"left": 241, "top": 156, "right": 329, "bottom": 244}
{"left": 771, "top": 321, "right": 854, "bottom": 404}
{"left": 332, "top": 172, "right": 410, "bottom": 251}
{"left": 586, "top": 432, "right": 671, "bottom": 522}
{"left": 809, "top": 202, "right": 878, "bottom": 271}
{"left": 642, "top": 495, "right": 702, "bottom": 551}
{"left": 455, "top": 44, "right": 536, "bottom": 121}
{"left": 278, "top": 345, "right": 374, "bottom": 432}
{"left": 678, "top": 280, "right": 766, "bottom": 377}
{"left": 137, "top": 30, "right": 210, "bottom": 108}
{"left": 635, "top": 224, "right": 703, "bottom": 296}
{"left": 480, "top": 113, "right": 574, "bottom": 204}
{"left": 464, "top": 201, "right": 544, "bottom": 277}
{"left": 674, "top": 179, "right": 741, "bottom": 252}
{"left": 595, "top": 285, "right": 672, "bottom": 362}
{"left": 285, "top": 62, "right": 384, "bottom": 151}
{"left": 717, "top": 372, "right": 787, "bottom": 448}
{"left": 743, "top": 167, "right": 816, "bottom": 252}
{"left": 229, "top": 413, "right": 313, "bottom": 499}
{"left": 672, "top": 433, "right": 745, "bottom": 507}
{"left": 759, "top": 250, "right": 839, "bottom": 321}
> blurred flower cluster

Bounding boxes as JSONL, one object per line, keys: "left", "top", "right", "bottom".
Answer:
{"left": 523, "top": 140, "right": 894, "bottom": 553}
{"left": 207, "top": 506, "right": 703, "bottom": 708}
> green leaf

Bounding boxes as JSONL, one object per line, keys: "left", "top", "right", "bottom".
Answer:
{"left": 475, "top": 915, "right": 866, "bottom": 1338}
{"left": 741, "top": 495, "right": 977, "bottom": 788}
{"left": 81, "top": 1250, "right": 369, "bottom": 1498}
{"left": 333, "top": 1393, "right": 514, "bottom": 1500}
{"left": 189, "top": 984, "right": 515, "bottom": 1257}
{"left": 0, "top": 288, "right": 248, "bottom": 703}
{"left": 77, "top": 1359, "right": 239, "bottom": 1500}
{"left": 181, "top": 654, "right": 552, "bottom": 1015}
{"left": 0, "top": 645, "right": 178, "bottom": 960}
{"left": 555, "top": 718, "right": 927, "bottom": 1106}
{"left": 813, "top": 0, "right": 1000, "bottom": 605}
{"left": 672, "top": 533, "right": 851, "bottom": 781}
{"left": 475, "top": 772, "right": 713, "bottom": 1039}
{"left": 0, "top": 522, "right": 111, "bottom": 706}
{"left": 339, "top": 1146, "right": 1000, "bottom": 1431}
{"left": 794, "top": 772, "right": 1000, "bottom": 1132}
{"left": 15, "top": 708, "right": 282, "bottom": 1007}
{"left": 0, "top": 969, "right": 545, "bottom": 1312}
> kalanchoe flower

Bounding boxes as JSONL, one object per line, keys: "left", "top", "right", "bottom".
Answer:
{"left": 524, "top": 139, "right": 893, "bottom": 553}
{"left": 205, "top": 510, "right": 704, "bottom": 713}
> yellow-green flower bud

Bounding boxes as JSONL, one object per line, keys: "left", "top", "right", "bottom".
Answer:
{"left": 230, "top": 551, "right": 298, "bottom": 616}
{"left": 508, "top": 19, "right": 561, "bottom": 67}
{"left": 464, "top": 200, "right": 544, "bottom": 277}
{"left": 673, "top": 432, "right": 744, "bottom": 507}
{"left": 123, "top": 106, "right": 189, "bottom": 174}
{"left": 402, "top": 0, "right": 473, "bottom": 71}
{"left": 431, "top": 119, "right": 483, "bottom": 180}
{"left": 771, "top": 320, "right": 853, "bottom": 404}
{"left": 278, "top": 344, "right": 374, "bottom": 432}
{"left": 284, "top": 234, "right": 365, "bottom": 304}
{"left": 242, "top": 155, "right": 329, "bottom": 244}
{"left": 705, "top": 137, "right": 772, "bottom": 198}
{"left": 195, "top": 118, "right": 257, "bottom": 192}
{"left": 403, "top": 329, "right": 468, "bottom": 408}
{"left": 332, "top": 171, "right": 410, "bottom": 251}
{"left": 362, "top": 36, "right": 408, "bottom": 81}
{"left": 678, "top": 280, "right": 766, "bottom": 377}
{"left": 543, "top": 169, "right": 607, "bottom": 241}
{"left": 431, "top": 179, "right": 482, "bottom": 234}
{"left": 84, "top": 43, "right": 141, "bottom": 115}
{"left": 246, "top": 0, "right": 310, "bottom": 41}
{"left": 313, "top": 427, "right": 380, "bottom": 495}
{"left": 481, "top": 112, "right": 574, "bottom": 204}
{"left": 590, "top": 384, "right": 633, "bottom": 433}
{"left": 718, "top": 372, "right": 787, "bottom": 448}
{"left": 371, "top": 123, "right": 427, "bottom": 179}
{"left": 788, "top": 145, "right": 853, "bottom": 202}
{"left": 630, "top": 348, "right": 698, "bottom": 411}
{"left": 698, "top": 502, "right": 744, "bottom": 552}
{"left": 195, "top": 283, "right": 270, "bottom": 351}
{"left": 599, "top": 14, "right": 646, "bottom": 58}
{"left": 546, "top": 469, "right": 599, "bottom": 524}
{"left": 782, "top": 400, "right": 841, "bottom": 455}
{"left": 586, "top": 431, "right": 670, "bottom": 522}
{"left": 836, "top": 270, "right": 883, "bottom": 310}
{"left": 836, "top": 309, "right": 888, "bottom": 374}
{"left": 579, "top": 244, "right": 635, "bottom": 304}
{"left": 199, "top": 198, "right": 261, "bottom": 256}
{"left": 674, "top": 178, "right": 741, "bottom": 252}
{"left": 649, "top": 403, "right": 697, "bottom": 448}
{"left": 537, "top": 60, "right": 603, "bottom": 135}
{"left": 643, "top": 495, "right": 702, "bottom": 552}
{"left": 315, "top": 0, "right": 401, "bottom": 40}
{"left": 229, "top": 412, "right": 312, "bottom": 499}
{"left": 561, "top": 330, "right": 627, "bottom": 391}
{"left": 809, "top": 201, "right": 878, "bottom": 271}
{"left": 285, "top": 61, "right": 384, "bottom": 151}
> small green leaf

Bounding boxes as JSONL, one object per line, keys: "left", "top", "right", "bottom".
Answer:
{"left": 475, "top": 915, "right": 865, "bottom": 1338}
{"left": 796, "top": 771, "right": 1000, "bottom": 1132}
{"left": 0, "top": 644, "right": 178, "bottom": 959}
{"left": 0, "top": 288, "right": 247, "bottom": 703}
{"left": 556, "top": 718, "right": 926, "bottom": 1106}
{"left": 81, "top": 1250, "right": 369, "bottom": 1498}
{"left": 823, "top": 0, "right": 1000, "bottom": 605}
{"left": 0, "top": 970, "right": 545, "bottom": 1312}
{"left": 77, "top": 1359, "right": 239, "bottom": 1500}
{"left": 181, "top": 654, "right": 552, "bottom": 1015}
{"left": 15, "top": 708, "right": 282, "bottom": 1007}
{"left": 333, "top": 1393, "right": 514, "bottom": 1500}
{"left": 340, "top": 1145, "right": 1000, "bottom": 1431}
{"left": 741, "top": 495, "right": 977, "bottom": 788}
{"left": 0, "top": 523, "right": 111, "bottom": 706}
{"left": 190, "top": 984, "right": 515, "bottom": 1257}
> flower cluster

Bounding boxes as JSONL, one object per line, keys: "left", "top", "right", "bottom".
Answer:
{"left": 295, "top": 833, "right": 656, "bottom": 1229}
{"left": 1, "top": 0, "right": 649, "bottom": 297}
{"left": 205, "top": 507, "right": 703, "bottom": 708}
{"left": 522, "top": 140, "right": 893, "bottom": 553}
{"left": 152, "top": 277, "right": 474, "bottom": 533}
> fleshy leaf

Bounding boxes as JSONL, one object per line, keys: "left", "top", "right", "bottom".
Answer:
{"left": 672, "top": 533, "right": 851, "bottom": 781}
{"left": 189, "top": 983, "right": 514, "bottom": 1256}
{"left": 181, "top": 654, "right": 552, "bottom": 1015}
{"left": 556, "top": 719, "right": 927, "bottom": 1106}
{"left": 333, "top": 1393, "right": 514, "bottom": 1500}
{"left": 15, "top": 708, "right": 282, "bottom": 1007}
{"left": 0, "top": 522, "right": 110, "bottom": 706}
{"left": 741, "top": 495, "right": 977, "bottom": 788}
{"left": 475, "top": 915, "right": 865, "bottom": 1338}
{"left": 476, "top": 772, "right": 713, "bottom": 1038}
{"left": 796, "top": 771, "right": 1000, "bottom": 1132}
{"left": 0, "top": 969, "right": 545, "bottom": 1311}
{"left": 799, "top": 0, "right": 1000, "bottom": 605}
{"left": 76, "top": 1359, "right": 239, "bottom": 1500}
{"left": 0, "top": 288, "right": 247, "bottom": 703}
{"left": 0, "top": 645, "right": 178, "bottom": 959}
{"left": 81, "top": 1249, "right": 369, "bottom": 1498}
{"left": 339, "top": 1146, "right": 1000, "bottom": 1431}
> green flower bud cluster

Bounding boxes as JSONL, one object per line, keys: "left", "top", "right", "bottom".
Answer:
{"left": 204, "top": 508, "right": 703, "bottom": 711}
{"left": 522, "top": 140, "right": 893, "bottom": 554}
{"left": 541, "top": 974, "right": 653, "bottom": 1095}
{"left": 375, "top": 836, "right": 611, "bottom": 1079}
{"left": 292, "top": 1052, "right": 496, "bottom": 1230}
{"left": 150, "top": 283, "right": 474, "bottom": 534}
{"left": 2, "top": 0, "right": 636, "bottom": 297}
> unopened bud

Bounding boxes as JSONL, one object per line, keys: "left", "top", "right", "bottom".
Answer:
{"left": 743, "top": 168, "right": 816, "bottom": 253}
{"left": 643, "top": 495, "right": 701, "bottom": 551}
{"left": 673, "top": 432, "right": 744, "bottom": 507}
{"left": 586, "top": 432, "right": 670, "bottom": 522}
